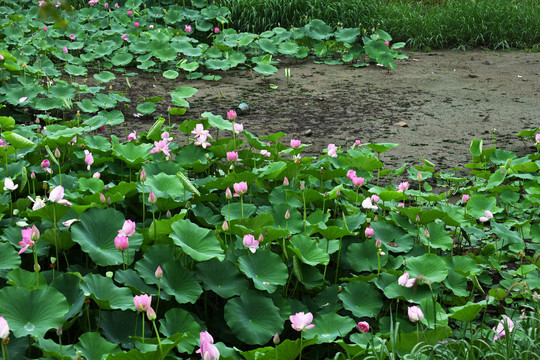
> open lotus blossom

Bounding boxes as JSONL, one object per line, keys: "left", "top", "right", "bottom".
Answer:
{"left": 327, "top": 143, "right": 338, "bottom": 158}
{"left": 149, "top": 139, "right": 171, "bottom": 157}
{"left": 134, "top": 22, "right": 139, "bottom": 27}
{"left": 352, "top": 176, "right": 364, "bottom": 187}
{"left": 479, "top": 210, "right": 493, "bottom": 223}
{"left": 133, "top": 294, "right": 152, "bottom": 312}
{"left": 536, "top": 132, "right": 540, "bottom": 144}
{"left": 290, "top": 312, "right": 315, "bottom": 332}
{"left": 185, "top": 24, "right": 192, "bottom": 33}
{"left": 121, "top": 33, "right": 129, "bottom": 41}
{"left": 41, "top": 159, "right": 52, "bottom": 173}
{"left": 492, "top": 315, "right": 514, "bottom": 341}
{"left": 0, "top": 316, "right": 9, "bottom": 339}
{"left": 3, "top": 177, "right": 18, "bottom": 191}
{"left": 233, "top": 181, "right": 248, "bottom": 196}
{"left": 260, "top": 149, "right": 270, "bottom": 158}
{"left": 28, "top": 195, "right": 46, "bottom": 210}
{"left": 194, "top": 134, "right": 211, "bottom": 149}
{"left": 362, "top": 196, "right": 378, "bottom": 211}
{"left": 62, "top": 46, "right": 68, "bottom": 53}
{"left": 19, "top": 96, "right": 28, "bottom": 103}
{"left": 49, "top": 186, "right": 72, "bottom": 206}
{"left": 364, "top": 227, "right": 374, "bottom": 237}
{"left": 397, "top": 181, "right": 409, "bottom": 192}
{"left": 398, "top": 272, "right": 416, "bottom": 288}
{"left": 119, "top": 219, "right": 136, "bottom": 237}
{"left": 69, "top": 33, "right": 76, "bottom": 40}
{"left": 347, "top": 170, "right": 357, "bottom": 181}
{"left": 371, "top": 194, "right": 380, "bottom": 203}
{"left": 290, "top": 139, "right": 301, "bottom": 149}
{"left": 243, "top": 234, "right": 259, "bottom": 253}
{"left": 191, "top": 124, "right": 210, "bottom": 138}
{"left": 408, "top": 306, "right": 424, "bottom": 322}
{"left": 62, "top": 219, "right": 79, "bottom": 227}
{"left": 227, "top": 151, "right": 238, "bottom": 162}
{"left": 196, "top": 331, "right": 220, "bottom": 360}
{"left": 227, "top": 109, "right": 237, "bottom": 120}
{"left": 18, "top": 225, "right": 39, "bottom": 254}
{"left": 462, "top": 194, "right": 470, "bottom": 203}
{"left": 127, "top": 131, "right": 137, "bottom": 142}
{"left": 84, "top": 149, "right": 94, "bottom": 170}
{"left": 357, "top": 321, "right": 369, "bottom": 333}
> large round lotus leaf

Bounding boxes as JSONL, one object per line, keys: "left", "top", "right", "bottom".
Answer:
{"left": 204, "top": 59, "right": 230, "bottom": 71}
{"left": 160, "top": 261, "right": 203, "bottom": 304}
{"left": 259, "top": 38, "right": 277, "bottom": 54}
{"left": 100, "top": 111, "right": 125, "bottom": 127}
{"left": 335, "top": 28, "right": 360, "bottom": 43}
{"left": 111, "top": 53, "right": 133, "bottom": 67}
{"left": 466, "top": 195, "right": 497, "bottom": 218}
{"left": 339, "top": 282, "right": 382, "bottom": 318}
{"left": 77, "top": 98, "right": 99, "bottom": 113}
{"left": 50, "top": 84, "right": 76, "bottom": 99}
{"left": 303, "top": 312, "right": 356, "bottom": 344}
{"left": 75, "top": 332, "right": 120, "bottom": 360}
{"left": 376, "top": 51, "right": 396, "bottom": 69}
{"left": 144, "top": 173, "right": 186, "bottom": 200}
{"left": 288, "top": 234, "right": 329, "bottom": 266}
{"left": 406, "top": 253, "right": 448, "bottom": 283}
{"left": 224, "top": 291, "right": 283, "bottom": 345}
{"left": 196, "top": 258, "right": 249, "bottom": 298}
{"left": 364, "top": 39, "right": 388, "bottom": 61}
{"left": 181, "top": 46, "right": 203, "bottom": 57}
{"left": 0, "top": 242, "right": 21, "bottom": 274}
{"left": 138, "top": 60, "right": 156, "bottom": 70}
{"left": 112, "top": 142, "right": 153, "bottom": 166}
{"left": 178, "top": 61, "right": 199, "bottom": 72}
{"left": 159, "top": 308, "right": 200, "bottom": 353}
{"left": 304, "top": 19, "right": 333, "bottom": 40}
{"left": 65, "top": 64, "right": 87, "bottom": 76}
{"left": 347, "top": 239, "right": 389, "bottom": 272}
{"left": 0, "top": 286, "right": 69, "bottom": 338}
{"left": 50, "top": 273, "right": 85, "bottom": 321}
{"left": 100, "top": 310, "right": 147, "bottom": 349}
{"left": 136, "top": 102, "right": 156, "bottom": 115}
{"left": 170, "top": 219, "right": 225, "bottom": 262}
{"left": 449, "top": 301, "right": 487, "bottom": 322}
{"left": 238, "top": 250, "right": 288, "bottom": 293}
{"left": 34, "top": 98, "right": 64, "bottom": 111}
{"left": 171, "top": 86, "right": 197, "bottom": 99}
{"left": 92, "top": 93, "right": 117, "bottom": 109}
{"left": 254, "top": 63, "right": 278, "bottom": 76}
{"left": 163, "top": 70, "right": 179, "bottom": 79}
{"left": 71, "top": 207, "right": 143, "bottom": 267}
{"left": 278, "top": 41, "right": 299, "bottom": 56}
{"left": 371, "top": 221, "right": 414, "bottom": 254}
{"left": 93, "top": 71, "right": 116, "bottom": 83}
{"left": 80, "top": 273, "right": 135, "bottom": 311}
{"left": 135, "top": 244, "right": 176, "bottom": 286}
{"left": 424, "top": 222, "right": 453, "bottom": 250}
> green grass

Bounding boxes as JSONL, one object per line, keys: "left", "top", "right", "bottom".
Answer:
{"left": 215, "top": 0, "right": 540, "bottom": 50}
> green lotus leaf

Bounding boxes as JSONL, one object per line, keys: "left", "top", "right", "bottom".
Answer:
{"left": 93, "top": 71, "right": 116, "bottom": 83}
{"left": 220, "top": 202, "right": 257, "bottom": 221}
{"left": 238, "top": 250, "right": 288, "bottom": 293}
{"left": 304, "top": 19, "right": 333, "bottom": 40}
{"left": 136, "top": 102, "right": 156, "bottom": 115}
{"left": 339, "top": 282, "right": 383, "bottom": 318}
{"left": 347, "top": 239, "right": 389, "bottom": 272}
{"left": 254, "top": 63, "right": 278, "bottom": 76}
{"left": 0, "top": 286, "right": 69, "bottom": 338}
{"left": 178, "top": 61, "right": 199, "bottom": 72}
{"left": 144, "top": 172, "right": 185, "bottom": 200}
{"left": 224, "top": 290, "right": 283, "bottom": 345}
{"left": 75, "top": 332, "right": 121, "bottom": 360}
{"left": 111, "top": 53, "right": 133, "bottom": 67}
{"left": 65, "top": 64, "right": 87, "bottom": 76}
{"left": 0, "top": 116, "right": 15, "bottom": 128}
{"left": 160, "top": 260, "right": 203, "bottom": 304}
{"left": 171, "top": 86, "right": 197, "bottom": 100}
{"left": 92, "top": 93, "right": 118, "bottom": 109}
{"left": 134, "top": 244, "right": 176, "bottom": 287}
{"left": 37, "top": 338, "right": 76, "bottom": 359}
{"left": 34, "top": 98, "right": 64, "bottom": 111}
{"left": 406, "top": 253, "right": 448, "bottom": 283}
{"left": 424, "top": 222, "right": 453, "bottom": 250}
{"left": 449, "top": 300, "right": 487, "bottom": 322}
{"left": 335, "top": 28, "right": 360, "bottom": 43}
{"left": 303, "top": 312, "right": 356, "bottom": 344}
{"left": 196, "top": 258, "right": 249, "bottom": 298}
{"left": 113, "top": 141, "right": 153, "bottom": 165}
{"left": 204, "top": 59, "right": 230, "bottom": 71}
{"left": 259, "top": 38, "right": 277, "bottom": 54}
{"left": 80, "top": 273, "right": 135, "bottom": 311}
{"left": 6, "top": 268, "right": 47, "bottom": 289}
{"left": 466, "top": 194, "right": 497, "bottom": 218}
{"left": 77, "top": 98, "right": 99, "bottom": 113}
{"left": 71, "top": 207, "right": 143, "bottom": 267}
{"left": 50, "top": 84, "right": 76, "bottom": 99}
{"left": 163, "top": 70, "right": 179, "bottom": 79}
{"left": 0, "top": 242, "right": 21, "bottom": 274}
{"left": 288, "top": 234, "right": 330, "bottom": 266}
{"left": 3, "top": 131, "right": 35, "bottom": 149}
{"left": 100, "top": 310, "right": 147, "bottom": 349}
{"left": 50, "top": 273, "right": 85, "bottom": 321}
{"left": 278, "top": 41, "right": 299, "bottom": 56}
{"left": 114, "top": 269, "right": 163, "bottom": 299}
{"left": 138, "top": 60, "right": 156, "bottom": 70}
{"left": 170, "top": 219, "right": 225, "bottom": 262}
{"left": 159, "top": 308, "right": 200, "bottom": 353}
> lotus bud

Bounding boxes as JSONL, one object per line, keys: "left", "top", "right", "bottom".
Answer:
{"left": 225, "top": 187, "right": 232, "bottom": 199}
{"left": 31, "top": 171, "right": 36, "bottom": 180}
{"left": 100, "top": 193, "right": 106, "bottom": 203}
{"left": 55, "top": 147, "right": 61, "bottom": 158}
{"left": 376, "top": 238, "right": 381, "bottom": 248}
{"left": 283, "top": 177, "right": 289, "bottom": 186}
{"left": 148, "top": 191, "right": 157, "bottom": 204}
{"left": 273, "top": 333, "right": 280, "bottom": 345}
{"left": 155, "top": 266, "right": 163, "bottom": 279}
{"left": 166, "top": 210, "right": 172, "bottom": 218}
{"left": 106, "top": 197, "right": 111, "bottom": 205}
{"left": 300, "top": 181, "right": 305, "bottom": 191}
{"left": 140, "top": 168, "right": 147, "bottom": 182}
{"left": 424, "top": 228, "right": 430, "bottom": 238}
{"left": 147, "top": 307, "right": 157, "bottom": 321}
{"left": 222, "top": 220, "right": 229, "bottom": 231}
{"left": 285, "top": 209, "right": 290, "bottom": 220}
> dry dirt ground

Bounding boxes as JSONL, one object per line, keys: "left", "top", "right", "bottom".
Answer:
{"left": 111, "top": 49, "right": 539, "bottom": 173}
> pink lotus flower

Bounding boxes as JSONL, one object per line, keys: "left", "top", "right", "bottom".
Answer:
{"left": 155, "top": 266, "right": 163, "bottom": 279}
{"left": 462, "top": 194, "right": 470, "bottom": 203}
{"left": 146, "top": 306, "right": 157, "bottom": 321}
{"left": 397, "top": 182, "right": 409, "bottom": 193}
{"left": 233, "top": 123, "right": 243, "bottom": 134}
{"left": 19, "top": 225, "right": 39, "bottom": 254}
{"left": 0, "top": 316, "right": 8, "bottom": 339}
{"left": 148, "top": 24, "right": 154, "bottom": 29}
{"left": 536, "top": 132, "right": 540, "bottom": 144}
{"left": 49, "top": 186, "right": 72, "bottom": 206}
{"left": 222, "top": 220, "right": 229, "bottom": 231}
{"left": 194, "top": 134, "right": 211, "bottom": 149}
{"left": 191, "top": 124, "right": 210, "bottom": 138}
{"left": 104, "top": 2, "right": 108, "bottom": 8}
{"left": 243, "top": 234, "right": 259, "bottom": 253}
{"left": 384, "top": 40, "right": 390, "bottom": 46}
{"left": 492, "top": 315, "right": 514, "bottom": 341}
{"left": 225, "top": 187, "right": 232, "bottom": 199}
{"left": 285, "top": 209, "right": 290, "bottom": 220}
{"left": 290, "top": 312, "right": 315, "bottom": 331}
{"left": 84, "top": 149, "right": 94, "bottom": 170}
{"left": 376, "top": 238, "right": 382, "bottom": 247}
{"left": 38, "top": 0, "right": 47, "bottom": 6}
{"left": 347, "top": 170, "right": 357, "bottom": 181}
{"left": 62, "top": 219, "right": 79, "bottom": 227}
{"left": 227, "top": 151, "right": 238, "bottom": 162}
{"left": 364, "top": 227, "right": 374, "bottom": 237}
{"left": 371, "top": 194, "right": 380, "bottom": 203}
{"left": 133, "top": 294, "right": 152, "bottom": 312}
{"left": 121, "top": 33, "right": 129, "bottom": 41}
{"left": 398, "top": 272, "right": 416, "bottom": 288}
{"left": 119, "top": 219, "right": 136, "bottom": 237}
{"left": 69, "top": 33, "right": 76, "bottom": 40}
{"left": 327, "top": 144, "right": 338, "bottom": 158}
{"left": 41, "top": 159, "right": 52, "bottom": 173}
{"left": 397, "top": 202, "right": 405, "bottom": 208}
{"left": 479, "top": 210, "right": 493, "bottom": 223}
{"left": 424, "top": 228, "right": 430, "bottom": 238}
{"left": 355, "top": 139, "right": 361, "bottom": 146}
{"left": 352, "top": 176, "right": 364, "bottom": 187}
{"left": 233, "top": 181, "right": 248, "bottom": 196}
{"left": 114, "top": 234, "right": 129, "bottom": 251}
{"left": 408, "top": 306, "right": 424, "bottom": 322}
{"left": 260, "top": 149, "right": 270, "bottom": 158}
{"left": 127, "top": 10, "right": 132, "bottom": 15}
{"left": 43, "top": 26, "right": 48, "bottom": 31}
{"left": 227, "top": 109, "right": 237, "bottom": 120}
{"left": 417, "top": 171, "right": 422, "bottom": 182}
{"left": 62, "top": 46, "right": 68, "bottom": 53}
{"left": 196, "top": 331, "right": 220, "bottom": 360}
{"left": 185, "top": 24, "right": 192, "bottom": 33}
{"left": 134, "top": 22, "right": 139, "bottom": 27}
{"left": 290, "top": 139, "right": 301, "bottom": 149}
{"left": 148, "top": 191, "right": 157, "bottom": 204}
{"left": 150, "top": 139, "right": 171, "bottom": 157}
{"left": 140, "top": 168, "right": 147, "bottom": 182}
{"left": 114, "top": 2, "right": 119, "bottom": 8}
{"left": 357, "top": 321, "right": 369, "bottom": 333}
{"left": 28, "top": 195, "right": 46, "bottom": 210}
{"left": 214, "top": 27, "right": 220, "bottom": 34}
{"left": 283, "top": 177, "right": 289, "bottom": 186}
{"left": 92, "top": 172, "right": 100, "bottom": 179}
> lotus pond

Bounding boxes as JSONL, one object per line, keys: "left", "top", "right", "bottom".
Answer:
{"left": 0, "top": 0, "right": 540, "bottom": 359}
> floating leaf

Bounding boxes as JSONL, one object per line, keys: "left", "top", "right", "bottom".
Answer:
{"left": 170, "top": 219, "right": 225, "bottom": 262}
